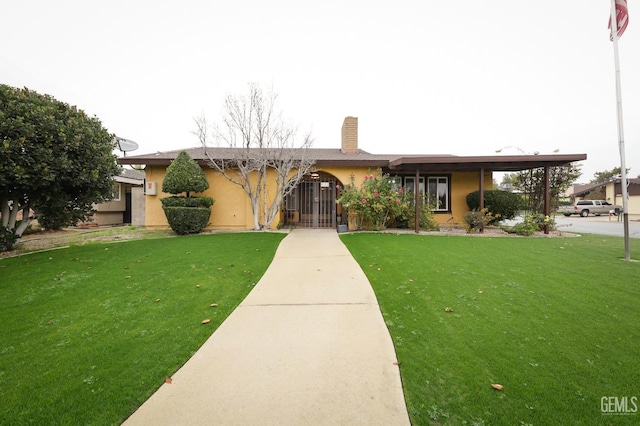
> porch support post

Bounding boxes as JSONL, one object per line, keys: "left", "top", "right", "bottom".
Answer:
{"left": 415, "top": 169, "right": 420, "bottom": 234}
{"left": 543, "top": 166, "right": 550, "bottom": 234}
{"left": 479, "top": 168, "right": 485, "bottom": 210}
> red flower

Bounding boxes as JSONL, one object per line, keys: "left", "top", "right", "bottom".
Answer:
{"left": 374, "top": 192, "right": 380, "bottom": 198}
{"left": 396, "top": 198, "right": 401, "bottom": 204}
{"left": 362, "top": 198, "right": 367, "bottom": 203}
{"left": 350, "top": 211, "right": 356, "bottom": 216}
{"left": 398, "top": 188, "right": 404, "bottom": 194}
{"left": 336, "top": 184, "right": 341, "bottom": 189}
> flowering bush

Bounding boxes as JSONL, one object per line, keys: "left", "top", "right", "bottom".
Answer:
{"left": 338, "top": 171, "right": 437, "bottom": 231}
{"left": 462, "top": 208, "right": 500, "bottom": 233}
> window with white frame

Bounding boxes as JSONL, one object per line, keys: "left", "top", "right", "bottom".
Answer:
{"left": 110, "top": 183, "right": 121, "bottom": 201}
{"left": 427, "top": 176, "right": 449, "bottom": 211}
{"left": 404, "top": 176, "right": 424, "bottom": 195}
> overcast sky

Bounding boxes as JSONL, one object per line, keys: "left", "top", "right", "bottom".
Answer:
{"left": 3, "top": 0, "right": 639, "bottom": 182}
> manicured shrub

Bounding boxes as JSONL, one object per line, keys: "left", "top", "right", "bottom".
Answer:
{"left": 161, "top": 151, "right": 213, "bottom": 235}
{"left": 160, "top": 196, "right": 214, "bottom": 208}
{"left": 162, "top": 207, "right": 211, "bottom": 235}
{"left": 162, "top": 151, "right": 209, "bottom": 196}
{"left": 466, "top": 190, "right": 523, "bottom": 222}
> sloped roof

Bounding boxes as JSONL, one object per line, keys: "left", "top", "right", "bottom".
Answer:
{"left": 119, "top": 146, "right": 397, "bottom": 167}
{"left": 118, "top": 146, "right": 586, "bottom": 172}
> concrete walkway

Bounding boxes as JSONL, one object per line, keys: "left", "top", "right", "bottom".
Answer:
{"left": 124, "top": 229, "right": 410, "bottom": 426}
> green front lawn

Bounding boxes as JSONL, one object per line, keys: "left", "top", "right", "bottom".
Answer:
{"left": 341, "top": 233, "right": 640, "bottom": 425}
{"left": 0, "top": 232, "right": 285, "bottom": 425}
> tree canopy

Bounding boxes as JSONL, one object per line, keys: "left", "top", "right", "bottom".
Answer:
{"left": 1, "top": 85, "right": 120, "bottom": 250}
{"left": 590, "top": 166, "right": 630, "bottom": 184}
{"left": 161, "top": 150, "right": 209, "bottom": 196}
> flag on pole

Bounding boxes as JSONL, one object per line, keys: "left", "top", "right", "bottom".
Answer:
{"left": 609, "top": 0, "right": 629, "bottom": 39}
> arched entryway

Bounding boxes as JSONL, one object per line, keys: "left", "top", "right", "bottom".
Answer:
{"left": 283, "top": 172, "right": 343, "bottom": 228}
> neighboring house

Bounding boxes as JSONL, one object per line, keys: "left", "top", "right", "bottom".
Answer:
{"left": 572, "top": 178, "right": 640, "bottom": 214}
{"left": 119, "top": 117, "right": 586, "bottom": 232}
{"left": 91, "top": 169, "right": 145, "bottom": 226}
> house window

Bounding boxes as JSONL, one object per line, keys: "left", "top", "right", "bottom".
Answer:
{"left": 427, "top": 177, "right": 449, "bottom": 211}
{"left": 404, "top": 177, "right": 424, "bottom": 195}
{"left": 110, "top": 183, "right": 121, "bottom": 201}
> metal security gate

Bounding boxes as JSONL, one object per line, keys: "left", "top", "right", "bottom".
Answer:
{"left": 284, "top": 173, "right": 338, "bottom": 228}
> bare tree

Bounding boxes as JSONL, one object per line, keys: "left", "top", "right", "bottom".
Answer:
{"left": 194, "top": 85, "right": 315, "bottom": 230}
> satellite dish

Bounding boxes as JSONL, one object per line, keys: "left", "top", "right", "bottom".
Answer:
{"left": 114, "top": 137, "right": 139, "bottom": 156}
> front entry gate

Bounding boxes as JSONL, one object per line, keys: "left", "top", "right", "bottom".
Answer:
{"left": 284, "top": 173, "right": 338, "bottom": 228}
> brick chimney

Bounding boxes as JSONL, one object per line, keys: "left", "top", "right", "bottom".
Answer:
{"left": 341, "top": 116, "right": 358, "bottom": 154}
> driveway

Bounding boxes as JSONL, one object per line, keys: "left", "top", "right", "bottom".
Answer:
{"left": 553, "top": 214, "right": 640, "bottom": 238}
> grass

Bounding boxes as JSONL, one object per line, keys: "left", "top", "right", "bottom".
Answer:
{"left": 0, "top": 232, "right": 285, "bottom": 425}
{"left": 341, "top": 233, "right": 640, "bottom": 425}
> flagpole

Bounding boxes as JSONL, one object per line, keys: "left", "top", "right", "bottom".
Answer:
{"left": 610, "top": 0, "right": 631, "bottom": 261}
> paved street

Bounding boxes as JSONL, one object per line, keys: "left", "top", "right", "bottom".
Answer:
{"left": 554, "top": 214, "right": 640, "bottom": 238}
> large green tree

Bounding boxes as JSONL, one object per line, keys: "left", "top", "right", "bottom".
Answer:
{"left": 0, "top": 85, "right": 120, "bottom": 250}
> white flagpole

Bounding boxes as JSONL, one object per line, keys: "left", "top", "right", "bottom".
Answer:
{"left": 610, "top": 0, "right": 631, "bottom": 261}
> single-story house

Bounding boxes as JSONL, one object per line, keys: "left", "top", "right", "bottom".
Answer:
{"left": 572, "top": 178, "right": 640, "bottom": 214}
{"left": 91, "top": 168, "right": 145, "bottom": 226}
{"left": 119, "top": 117, "right": 586, "bottom": 233}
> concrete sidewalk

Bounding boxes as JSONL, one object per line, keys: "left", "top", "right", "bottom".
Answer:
{"left": 124, "top": 229, "right": 410, "bottom": 426}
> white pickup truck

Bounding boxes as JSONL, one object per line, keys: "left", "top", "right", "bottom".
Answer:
{"left": 558, "top": 200, "right": 622, "bottom": 217}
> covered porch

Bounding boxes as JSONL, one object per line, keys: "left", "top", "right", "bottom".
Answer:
{"left": 386, "top": 153, "right": 587, "bottom": 234}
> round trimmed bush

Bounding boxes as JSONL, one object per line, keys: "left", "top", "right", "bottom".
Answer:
{"left": 162, "top": 206, "right": 211, "bottom": 235}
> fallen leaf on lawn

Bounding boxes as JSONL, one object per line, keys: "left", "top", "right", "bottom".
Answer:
{"left": 445, "top": 307, "right": 454, "bottom": 312}
{"left": 491, "top": 383, "right": 503, "bottom": 390}
{"left": 393, "top": 361, "right": 401, "bottom": 366}
{"left": 196, "top": 285, "right": 200, "bottom": 288}
{"left": 136, "top": 260, "right": 141, "bottom": 263}
{"left": 478, "top": 290, "right": 483, "bottom": 294}
{"left": 45, "top": 321, "right": 53, "bottom": 326}
{"left": 165, "top": 377, "right": 173, "bottom": 384}
{"left": 201, "top": 319, "right": 211, "bottom": 324}
{"left": 210, "top": 303, "right": 218, "bottom": 307}
{"left": 124, "top": 266, "right": 130, "bottom": 269}
{"left": 125, "top": 275, "right": 132, "bottom": 279}
{"left": 155, "top": 299, "right": 160, "bottom": 302}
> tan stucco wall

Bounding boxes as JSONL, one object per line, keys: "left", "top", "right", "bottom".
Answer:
{"left": 142, "top": 165, "right": 490, "bottom": 230}
{"left": 607, "top": 182, "right": 640, "bottom": 214}
{"left": 446, "top": 171, "right": 493, "bottom": 225}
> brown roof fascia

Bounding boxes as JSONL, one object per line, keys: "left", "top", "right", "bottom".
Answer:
{"left": 388, "top": 154, "right": 587, "bottom": 172}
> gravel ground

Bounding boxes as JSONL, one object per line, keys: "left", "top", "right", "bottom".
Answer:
{"left": 0, "top": 226, "right": 172, "bottom": 260}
